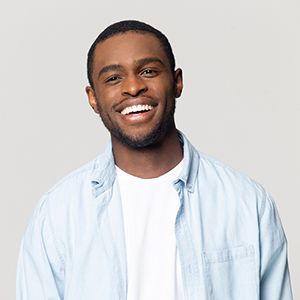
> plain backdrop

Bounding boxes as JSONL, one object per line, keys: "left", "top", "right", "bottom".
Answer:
{"left": 1, "top": 0, "right": 299, "bottom": 299}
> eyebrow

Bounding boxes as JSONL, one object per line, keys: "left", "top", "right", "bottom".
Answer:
{"left": 136, "top": 57, "right": 165, "bottom": 67}
{"left": 97, "top": 64, "right": 123, "bottom": 79}
{"left": 97, "top": 57, "right": 165, "bottom": 79}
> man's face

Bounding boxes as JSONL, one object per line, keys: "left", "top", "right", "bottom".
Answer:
{"left": 86, "top": 31, "right": 183, "bottom": 148}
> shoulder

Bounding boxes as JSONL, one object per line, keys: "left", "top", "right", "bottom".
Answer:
{"left": 23, "top": 151, "right": 111, "bottom": 244}
{"left": 48, "top": 156, "right": 99, "bottom": 193}
{"left": 31, "top": 150, "right": 110, "bottom": 219}
{"left": 198, "top": 151, "right": 263, "bottom": 191}
{"left": 194, "top": 150, "right": 285, "bottom": 237}
{"left": 180, "top": 131, "right": 264, "bottom": 199}
{"left": 195, "top": 150, "right": 268, "bottom": 211}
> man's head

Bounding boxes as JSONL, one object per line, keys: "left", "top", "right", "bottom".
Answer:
{"left": 86, "top": 20, "right": 183, "bottom": 149}
{"left": 87, "top": 20, "right": 176, "bottom": 88}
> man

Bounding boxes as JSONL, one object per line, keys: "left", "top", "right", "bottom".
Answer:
{"left": 17, "top": 20, "right": 293, "bottom": 299}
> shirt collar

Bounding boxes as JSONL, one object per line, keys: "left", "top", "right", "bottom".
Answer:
{"left": 91, "top": 130, "right": 199, "bottom": 195}
{"left": 91, "top": 142, "right": 116, "bottom": 196}
{"left": 176, "top": 130, "right": 199, "bottom": 193}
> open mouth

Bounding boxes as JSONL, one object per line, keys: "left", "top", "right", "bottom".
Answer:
{"left": 120, "top": 104, "right": 154, "bottom": 115}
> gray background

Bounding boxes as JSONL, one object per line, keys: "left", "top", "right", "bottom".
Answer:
{"left": 1, "top": 0, "right": 299, "bottom": 299}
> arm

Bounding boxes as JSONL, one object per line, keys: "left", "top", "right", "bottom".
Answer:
{"left": 259, "top": 192, "right": 293, "bottom": 299}
{"left": 16, "top": 196, "right": 64, "bottom": 299}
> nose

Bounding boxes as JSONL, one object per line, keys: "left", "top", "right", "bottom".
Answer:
{"left": 121, "top": 74, "right": 147, "bottom": 97}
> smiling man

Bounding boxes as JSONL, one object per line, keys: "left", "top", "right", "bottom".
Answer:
{"left": 17, "top": 20, "right": 293, "bottom": 299}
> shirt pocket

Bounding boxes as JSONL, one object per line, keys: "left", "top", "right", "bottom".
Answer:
{"left": 202, "top": 245, "right": 257, "bottom": 300}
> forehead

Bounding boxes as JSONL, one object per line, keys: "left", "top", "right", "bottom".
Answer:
{"left": 93, "top": 32, "right": 168, "bottom": 69}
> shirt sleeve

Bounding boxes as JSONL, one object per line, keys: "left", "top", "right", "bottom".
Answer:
{"left": 16, "top": 195, "right": 64, "bottom": 300}
{"left": 259, "top": 192, "right": 293, "bottom": 299}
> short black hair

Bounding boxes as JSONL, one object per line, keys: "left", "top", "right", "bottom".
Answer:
{"left": 87, "top": 20, "right": 176, "bottom": 87}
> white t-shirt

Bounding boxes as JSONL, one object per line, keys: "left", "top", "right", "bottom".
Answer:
{"left": 116, "top": 161, "right": 184, "bottom": 300}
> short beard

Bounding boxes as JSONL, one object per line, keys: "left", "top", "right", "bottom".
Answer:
{"left": 112, "top": 114, "right": 175, "bottom": 149}
{"left": 99, "top": 100, "right": 176, "bottom": 149}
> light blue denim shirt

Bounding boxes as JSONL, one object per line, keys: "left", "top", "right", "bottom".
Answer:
{"left": 17, "top": 132, "right": 293, "bottom": 299}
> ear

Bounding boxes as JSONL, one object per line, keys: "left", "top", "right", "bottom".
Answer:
{"left": 174, "top": 68, "right": 183, "bottom": 98}
{"left": 86, "top": 86, "right": 99, "bottom": 114}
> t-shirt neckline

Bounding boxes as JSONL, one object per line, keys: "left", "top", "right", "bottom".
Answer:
{"left": 115, "top": 159, "right": 184, "bottom": 183}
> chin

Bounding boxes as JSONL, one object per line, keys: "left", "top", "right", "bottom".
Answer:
{"left": 116, "top": 131, "right": 161, "bottom": 149}
{"left": 109, "top": 126, "right": 157, "bottom": 148}
{"left": 114, "top": 121, "right": 175, "bottom": 149}
{"left": 106, "top": 109, "right": 176, "bottom": 149}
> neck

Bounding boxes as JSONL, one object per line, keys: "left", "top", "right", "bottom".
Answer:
{"left": 111, "top": 128, "right": 183, "bottom": 179}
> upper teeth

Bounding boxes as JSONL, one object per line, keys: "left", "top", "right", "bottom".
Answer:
{"left": 121, "top": 104, "right": 153, "bottom": 115}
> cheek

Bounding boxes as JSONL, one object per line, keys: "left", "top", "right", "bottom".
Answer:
{"left": 94, "top": 89, "right": 116, "bottom": 111}
{"left": 96, "top": 101, "right": 104, "bottom": 114}
{"left": 146, "top": 82, "right": 170, "bottom": 100}
{"left": 149, "top": 80, "right": 173, "bottom": 98}
{"left": 101, "top": 88, "right": 121, "bottom": 104}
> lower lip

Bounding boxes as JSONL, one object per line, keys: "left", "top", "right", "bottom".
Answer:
{"left": 119, "top": 109, "right": 155, "bottom": 123}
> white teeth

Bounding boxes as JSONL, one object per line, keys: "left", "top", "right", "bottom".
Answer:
{"left": 121, "top": 104, "right": 153, "bottom": 115}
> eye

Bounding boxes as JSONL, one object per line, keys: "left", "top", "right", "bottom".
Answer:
{"left": 140, "top": 68, "right": 158, "bottom": 77}
{"left": 105, "top": 75, "right": 121, "bottom": 84}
